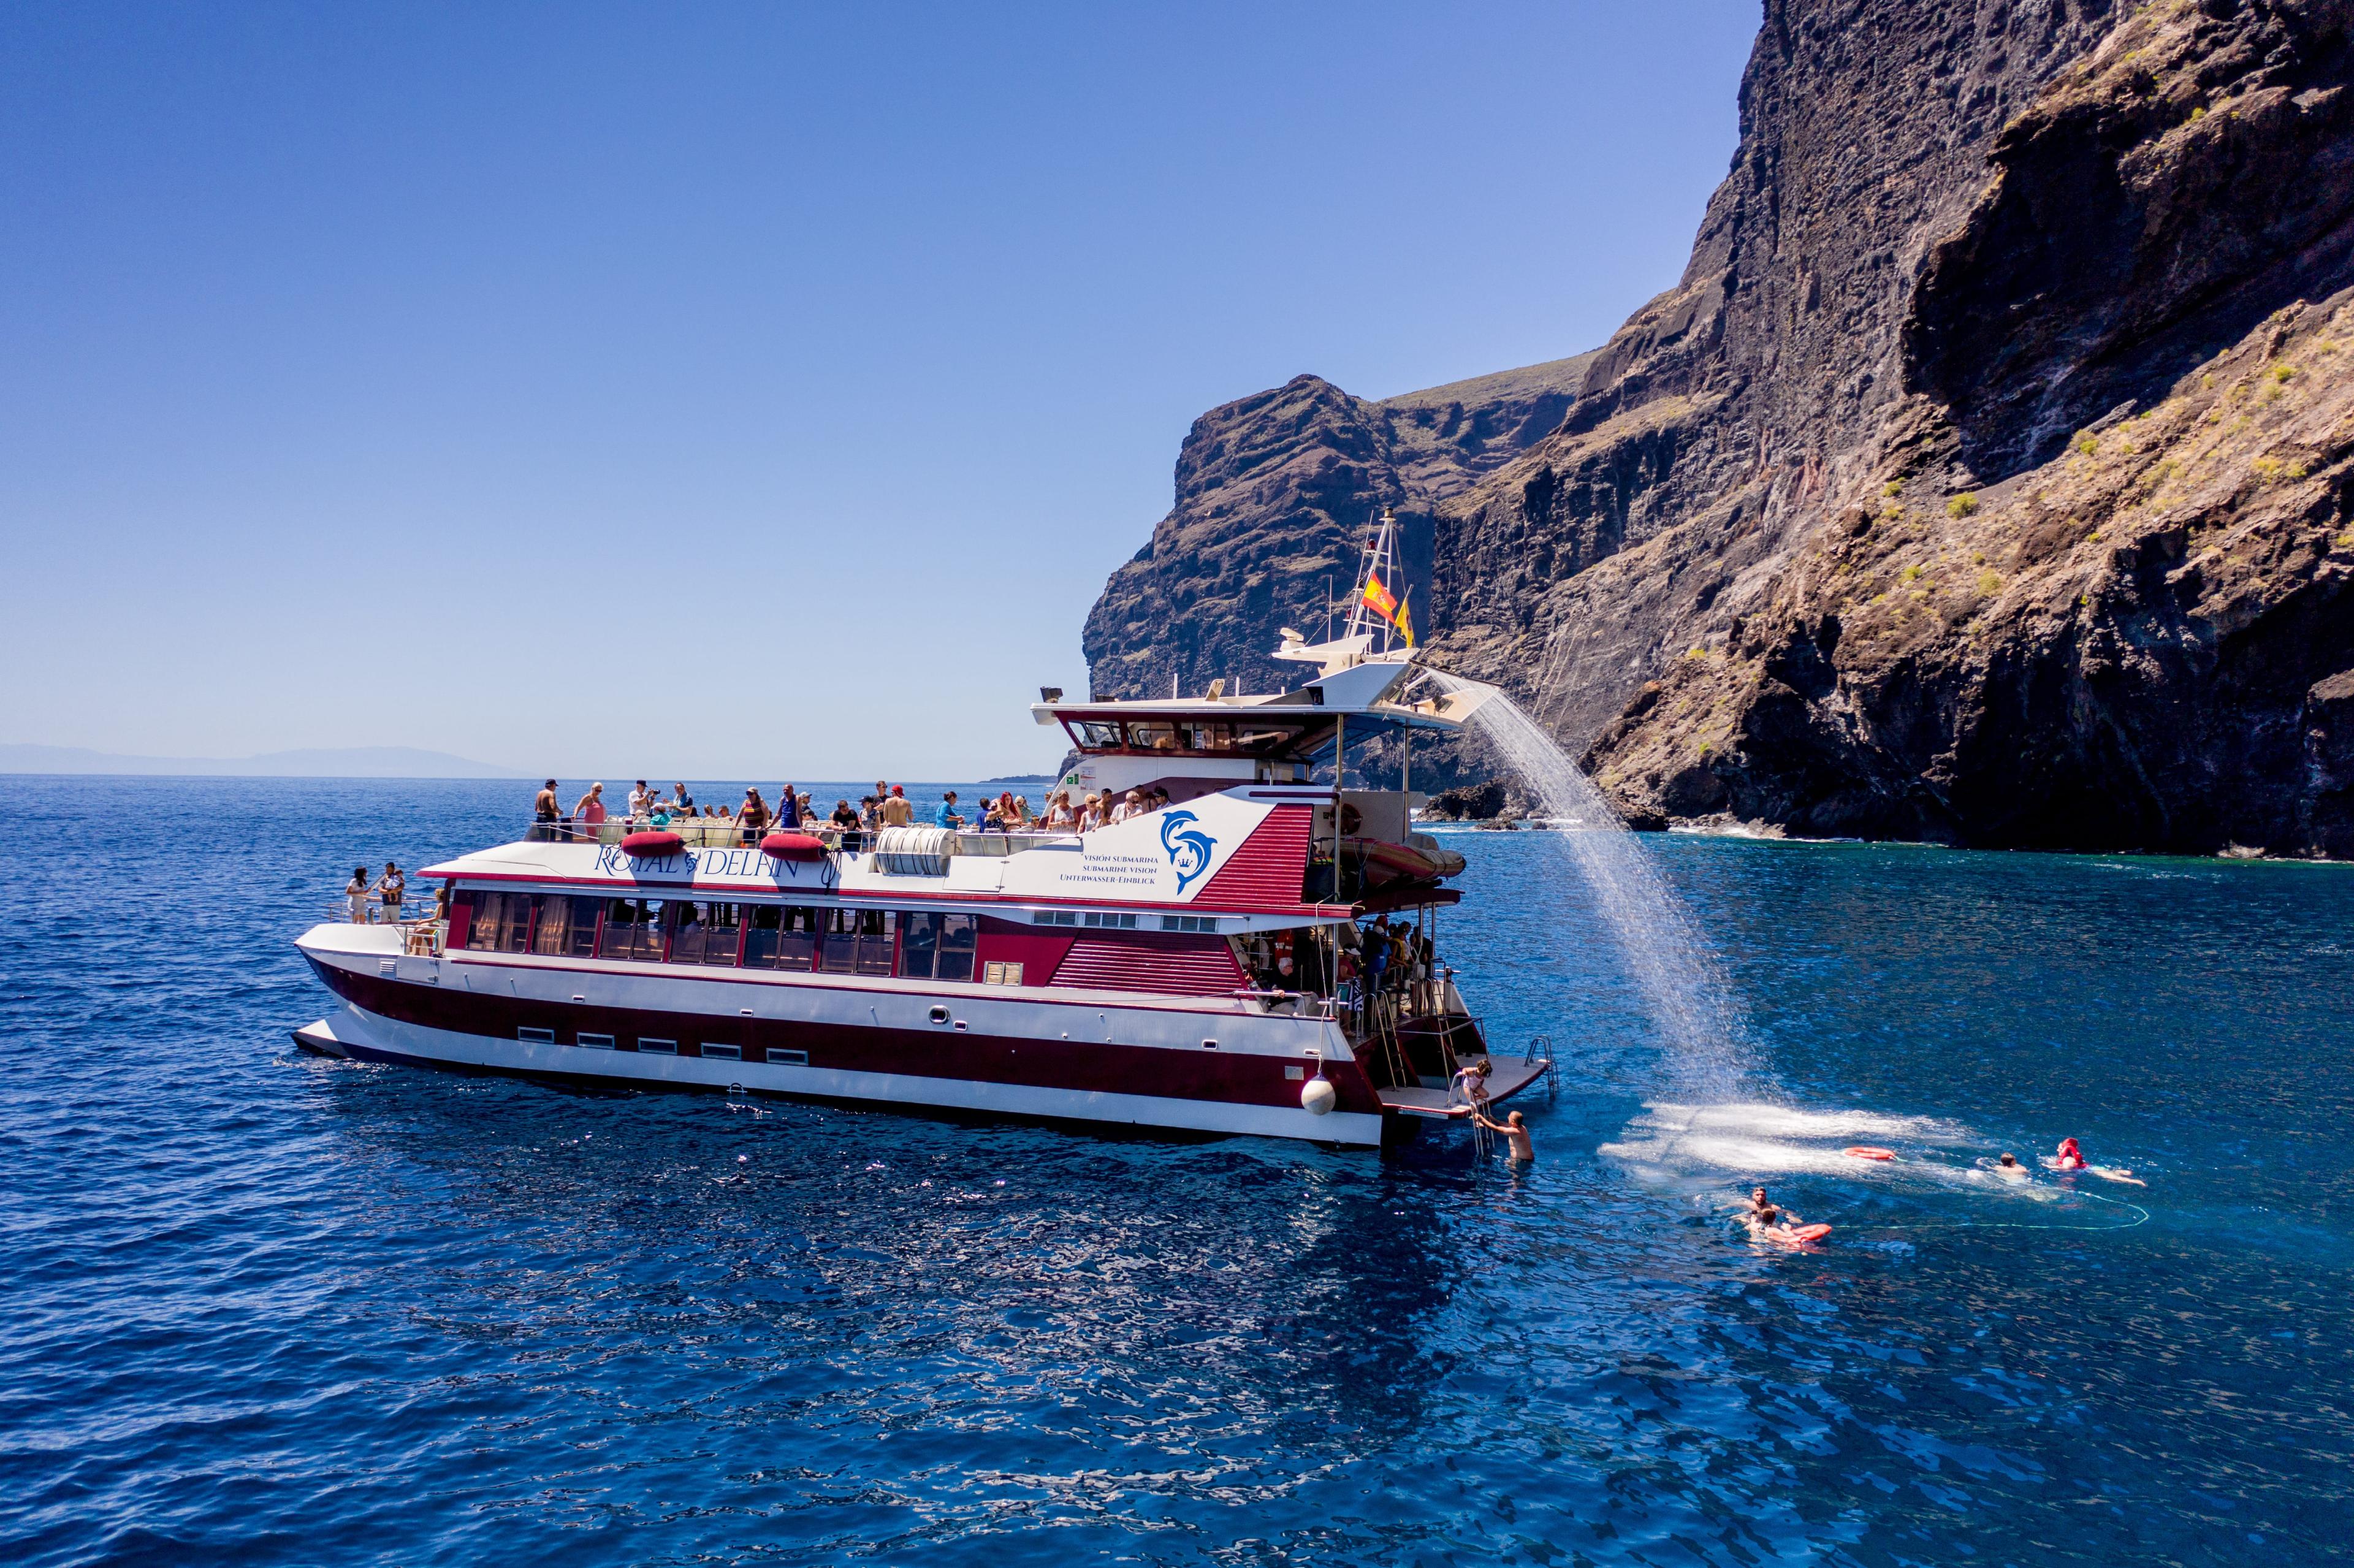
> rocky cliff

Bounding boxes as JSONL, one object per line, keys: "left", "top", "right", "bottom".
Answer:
{"left": 1086, "top": 0, "right": 2354, "bottom": 857}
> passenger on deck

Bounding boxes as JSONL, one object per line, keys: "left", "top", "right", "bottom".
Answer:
{"left": 346, "top": 866, "right": 371, "bottom": 924}
{"left": 830, "top": 799, "right": 859, "bottom": 831}
{"left": 1010, "top": 793, "right": 1031, "bottom": 826}
{"left": 880, "top": 786, "right": 913, "bottom": 828}
{"left": 858, "top": 795, "right": 881, "bottom": 832}
{"left": 1043, "top": 790, "right": 1078, "bottom": 829}
{"left": 649, "top": 799, "right": 673, "bottom": 828}
{"left": 1114, "top": 789, "right": 1145, "bottom": 823}
{"left": 373, "top": 862, "right": 405, "bottom": 924}
{"left": 572, "top": 783, "right": 607, "bottom": 840}
{"left": 777, "top": 786, "right": 801, "bottom": 829}
{"left": 737, "top": 788, "right": 770, "bottom": 845}
{"left": 935, "top": 790, "right": 965, "bottom": 830}
{"left": 1148, "top": 786, "right": 1171, "bottom": 811}
{"left": 671, "top": 782, "right": 693, "bottom": 812}
{"left": 628, "top": 781, "right": 652, "bottom": 818}
{"left": 531, "top": 780, "right": 560, "bottom": 841}
{"left": 1451, "top": 1057, "right": 1490, "bottom": 1109}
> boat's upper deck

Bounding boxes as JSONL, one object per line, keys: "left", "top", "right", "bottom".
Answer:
{"left": 424, "top": 783, "right": 1365, "bottom": 926}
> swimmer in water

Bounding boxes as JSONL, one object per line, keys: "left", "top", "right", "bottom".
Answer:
{"left": 2049, "top": 1135, "right": 2143, "bottom": 1183}
{"left": 1996, "top": 1152, "right": 2031, "bottom": 1181}
{"left": 1472, "top": 1108, "right": 1534, "bottom": 1163}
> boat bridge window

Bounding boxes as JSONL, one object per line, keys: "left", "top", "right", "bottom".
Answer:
{"left": 530, "top": 895, "right": 600, "bottom": 958}
{"left": 599, "top": 899, "right": 666, "bottom": 962}
{"left": 1160, "top": 915, "right": 1221, "bottom": 932}
{"left": 666, "top": 900, "right": 744, "bottom": 967}
{"left": 1082, "top": 911, "right": 1138, "bottom": 929}
{"left": 900, "top": 912, "right": 977, "bottom": 982}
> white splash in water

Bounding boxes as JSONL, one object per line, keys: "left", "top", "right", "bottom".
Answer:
{"left": 1436, "top": 676, "right": 1759, "bottom": 1093}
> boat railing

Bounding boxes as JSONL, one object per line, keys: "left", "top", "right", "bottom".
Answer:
{"left": 512, "top": 819, "right": 1081, "bottom": 854}
{"left": 324, "top": 904, "right": 446, "bottom": 954}
{"left": 1231, "top": 987, "right": 1338, "bottom": 1019}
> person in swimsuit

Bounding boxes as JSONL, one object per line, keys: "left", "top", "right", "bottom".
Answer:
{"left": 531, "top": 780, "right": 560, "bottom": 841}
{"left": 346, "top": 867, "right": 370, "bottom": 924}
{"left": 737, "top": 788, "right": 769, "bottom": 845}
{"left": 572, "top": 783, "right": 607, "bottom": 841}
{"left": 2055, "top": 1137, "right": 2087, "bottom": 1170}
{"left": 1472, "top": 1108, "right": 1534, "bottom": 1163}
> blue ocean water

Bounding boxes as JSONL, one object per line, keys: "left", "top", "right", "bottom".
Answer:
{"left": 3, "top": 775, "right": 2350, "bottom": 1566}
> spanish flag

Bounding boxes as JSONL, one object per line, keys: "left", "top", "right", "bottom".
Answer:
{"left": 1363, "top": 572, "right": 1414, "bottom": 645}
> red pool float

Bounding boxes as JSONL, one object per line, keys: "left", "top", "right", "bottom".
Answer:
{"left": 1843, "top": 1146, "right": 1896, "bottom": 1161}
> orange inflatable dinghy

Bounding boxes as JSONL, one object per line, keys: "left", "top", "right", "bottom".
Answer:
{"left": 1843, "top": 1146, "right": 1896, "bottom": 1161}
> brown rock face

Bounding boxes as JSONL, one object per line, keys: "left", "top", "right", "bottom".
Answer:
{"left": 1081, "top": 357, "right": 1592, "bottom": 701}
{"left": 1084, "top": 0, "right": 2354, "bottom": 856}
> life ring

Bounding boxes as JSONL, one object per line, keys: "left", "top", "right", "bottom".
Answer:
{"left": 620, "top": 830, "right": 684, "bottom": 858}
{"left": 1843, "top": 1146, "right": 1895, "bottom": 1161}
{"left": 1339, "top": 802, "right": 1362, "bottom": 835}
{"left": 761, "top": 831, "right": 828, "bottom": 862}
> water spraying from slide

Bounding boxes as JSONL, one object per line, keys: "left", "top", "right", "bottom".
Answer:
{"left": 1430, "top": 674, "right": 1759, "bottom": 1095}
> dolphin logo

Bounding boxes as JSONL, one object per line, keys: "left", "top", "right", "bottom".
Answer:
{"left": 1160, "top": 809, "right": 1217, "bottom": 895}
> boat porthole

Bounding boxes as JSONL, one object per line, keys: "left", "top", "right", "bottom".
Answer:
{"left": 929, "top": 1006, "right": 950, "bottom": 1025}
{"left": 953, "top": 1019, "right": 969, "bottom": 1031}
{"left": 1202, "top": 1038, "right": 1218, "bottom": 1050}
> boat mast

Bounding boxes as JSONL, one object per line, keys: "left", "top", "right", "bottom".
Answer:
{"left": 1344, "top": 507, "right": 1404, "bottom": 654}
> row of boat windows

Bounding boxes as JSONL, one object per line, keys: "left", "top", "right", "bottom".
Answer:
{"left": 516, "top": 1026, "right": 807, "bottom": 1065}
{"left": 462, "top": 892, "right": 977, "bottom": 981}
{"left": 1029, "top": 910, "right": 1219, "bottom": 931}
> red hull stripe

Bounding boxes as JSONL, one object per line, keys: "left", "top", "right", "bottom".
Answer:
{"left": 1195, "top": 805, "right": 1313, "bottom": 911}
{"left": 307, "top": 957, "right": 1383, "bottom": 1114}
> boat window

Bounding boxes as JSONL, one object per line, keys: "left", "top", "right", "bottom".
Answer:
{"left": 1160, "top": 915, "right": 1221, "bottom": 932}
{"left": 465, "top": 891, "right": 531, "bottom": 953}
{"left": 1182, "top": 722, "right": 1237, "bottom": 752}
{"left": 666, "top": 900, "right": 743, "bottom": 967}
{"left": 636, "top": 1037, "right": 677, "bottom": 1056}
{"left": 1124, "top": 721, "right": 1178, "bottom": 750}
{"left": 743, "top": 905, "right": 821, "bottom": 971}
{"left": 530, "top": 894, "right": 600, "bottom": 957}
{"left": 598, "top": 899, "right": 666, "bottom": 962}
{"left": 1031, "top": 910, "right": 1078, "bottom": 926}
{"left": 897, "top": 912, "right": 977, "bottom": 981}
{"left": 1071, "top": 721, "right": 1122, "bottom": 748}
{"left": 821, "top": 907, "right": 895, "bottom": 976}
{"left": 1082, "top": 911, "right": 1138, "bottom": 929}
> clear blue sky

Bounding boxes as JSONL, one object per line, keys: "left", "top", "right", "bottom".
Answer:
{"left": 1, "top": 2, "right": 1758, "bottom": 778}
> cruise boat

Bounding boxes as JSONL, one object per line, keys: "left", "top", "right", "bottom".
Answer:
{"left": 292, "top": 525, "right": 1553, "bottom": 1147}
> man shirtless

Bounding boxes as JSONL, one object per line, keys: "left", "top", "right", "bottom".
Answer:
{"left": 1472, "top": 1107, "right": 1534, "bottom": 1163}
{"left": 879, "top": 786, "right": 913, "bottom": 828}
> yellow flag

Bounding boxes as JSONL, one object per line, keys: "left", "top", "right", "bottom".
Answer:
{"left": 1395, "top": 587, "right": 1415, "bottom": 647}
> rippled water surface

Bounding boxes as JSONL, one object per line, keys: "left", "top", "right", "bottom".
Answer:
{"left": 4, "top": 777, "right": 2351, "bottom": 1565}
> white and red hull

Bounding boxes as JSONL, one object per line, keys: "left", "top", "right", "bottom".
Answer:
{"left": 295, "top": 924, "right": 1388, "bottom": 1146}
